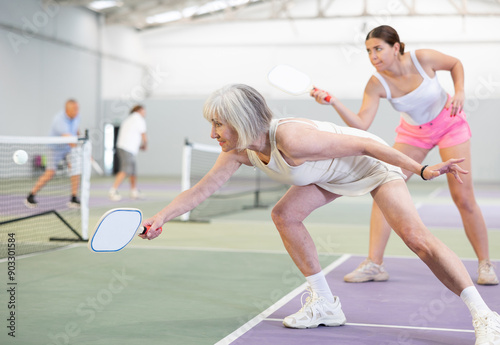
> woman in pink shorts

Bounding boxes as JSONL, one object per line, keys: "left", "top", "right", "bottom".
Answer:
{"left": 311, "top": 25, "right": 497, "bottom": 285}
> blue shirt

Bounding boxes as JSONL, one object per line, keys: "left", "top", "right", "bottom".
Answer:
{"left": 50, "top": 111, "right": 80, "bottom": 137}
{"left": 49, "top": 111, "right": 80, "bottom": 153}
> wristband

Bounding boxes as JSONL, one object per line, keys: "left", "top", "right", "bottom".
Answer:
{"left": 420, "top": 165, "right": 429, "bottom": 181}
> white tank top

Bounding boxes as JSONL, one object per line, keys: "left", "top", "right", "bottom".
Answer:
{"left": 373, "top": 50, "right": 448, "bottom": 126}
{"left": 246, "top": 118, "right": 404, "bottom": 197}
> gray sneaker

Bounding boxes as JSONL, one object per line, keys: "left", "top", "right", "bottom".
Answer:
{"left": 478, "top": 260, "right": 499, "bottom": 286}
{"left": 473, "top": 311, "right": 500, "bottom": 345}
{"left": 344, "top": 258, "right": 389, "bottom": 283}
{"left": 283, "top": 288, "right": 346, "bottom": 329}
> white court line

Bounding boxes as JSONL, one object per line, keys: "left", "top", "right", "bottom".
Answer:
{"left": 214, "top": 254, "right": 352, "bottom": 345}
{"left": 263, "top": 318, "right": 474, "bottom": 333}
{"left": 427, "top": 186, "right": 446, "bottom": 199}
{"left": 2, "top": 243, "right": 486, "bottom": 263}
{"left": 414, "top": 186, "right": 444, "bottom": 210}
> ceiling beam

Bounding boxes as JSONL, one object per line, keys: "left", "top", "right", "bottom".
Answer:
{"left": 53, "top": 0, "right": 500, "bottom": 30}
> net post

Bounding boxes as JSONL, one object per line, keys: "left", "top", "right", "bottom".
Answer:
{"left": 177, "top": 140, "right": 286, "bottom": 222}
{"left": 180, "top": 139, "right": 192, "bottom": 221}
{"left": 80, "top": 138, "right": 91, "bottom": 240}
{"left": 253, "top": 169, "right": 261, "bottom": 208}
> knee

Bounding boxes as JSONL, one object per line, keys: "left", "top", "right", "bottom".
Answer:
{"left": 270, "top": 205, "right": 286, "bottom": 228}
{"left": 271, "top": 204, "right": 300, "bottom": 229}
{"left": 450, "top": 191, "right": 477, "bottom": 213}
{"left": 398, "top": 226, "right": 431, "bottom": 255}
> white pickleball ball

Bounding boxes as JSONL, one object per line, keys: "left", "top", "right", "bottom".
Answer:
{"left": 13, "top": 150, "right": 28, "bottom": 165}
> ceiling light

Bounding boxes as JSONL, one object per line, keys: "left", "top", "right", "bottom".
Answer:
{"left": 182, "top": 6, "right": 199, "bottom": 18}
{"left": 146, "top": 11, "right": 183, "bottom": 24}
{"left": 145, "top": 0, "right": 262, "bottom": 26}
{"left": 88, "top": 1, "right": 123, "bottom": 11}
{"left": 196, "top": 1, "right": 228, "bottom": 16}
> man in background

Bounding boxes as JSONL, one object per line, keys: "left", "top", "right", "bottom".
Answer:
{"left": 25, "top": 99, "right": 81, "bottom": 208}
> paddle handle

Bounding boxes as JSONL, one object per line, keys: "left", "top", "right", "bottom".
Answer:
{"left": 140, "top": 225, "right": 162, "bottom": 236}
{"left": 312, "top": 88, "right": 331, "bottom": 103}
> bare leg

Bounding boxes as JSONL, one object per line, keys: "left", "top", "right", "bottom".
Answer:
{"left": 271, "top": 185, "right": 341, "bottom": 276}
{"left": 275, "top": 185, "right": 348, "bottom": 329}
{"left": 368, "top": 143, "right": 430, "bottom": 264}
{"left": 439, "top": 141, "right": 490, "bottom": 262}
{"left": 130, "top": 175, "right": 137, "bottom": 190}
{"left": 31, "top": 169, "right": 56, "bottom": 195}
{"left": 371, "top": 179, "right": 473, "bottom": 295}
{"left": 112, "top": 171, "right": 127, "bottom": 190}
{"left": 367, "top": 202, "right": 392, "bottom": 264}
{"left": 70, "top": 175, "right": 80, "bottom": 196}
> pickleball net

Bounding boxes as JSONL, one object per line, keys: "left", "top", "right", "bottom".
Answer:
{"left": 0, "top": 135, "right": 91, "bottom": 258}
{"left": 180, "top": 139, "right": 288, "bottom": 221}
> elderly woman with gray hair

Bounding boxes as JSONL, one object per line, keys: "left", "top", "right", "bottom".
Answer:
{"left": 142, "top": 84, "right": 499, "bottom": 344}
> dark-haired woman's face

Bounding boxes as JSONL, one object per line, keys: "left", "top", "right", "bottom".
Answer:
{"left": 365, "top": 38, "right": 398, "bottom": 71}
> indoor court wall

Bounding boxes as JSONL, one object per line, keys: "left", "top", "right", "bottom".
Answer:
{"left": 1, "top": 0, "right": 499, "bottom": 181}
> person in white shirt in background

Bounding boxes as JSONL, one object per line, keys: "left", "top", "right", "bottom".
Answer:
{"left": 109, "top": 105, "right": 148, "bottom": 201}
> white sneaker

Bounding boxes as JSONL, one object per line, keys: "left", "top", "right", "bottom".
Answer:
{"left": 131, "top": 189, "right": 145, "bottom": 200}
{"left": 478, "top": 260, "right": 499, "bottom": 285}
{"left": 283, "top": 288, "right": 346, "bottom": 329}
{"left": 473, "top": 311, "right": 500, "bottom": 345}
{"left": 109, "top": 189, "right": 122, "bottom": 201}
{"left": 344, "top": 258, "right": 389, "bottom": 283}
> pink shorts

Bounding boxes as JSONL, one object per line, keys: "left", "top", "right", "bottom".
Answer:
{"left": 395, "top": 100, "right": 472, "bottom": 150}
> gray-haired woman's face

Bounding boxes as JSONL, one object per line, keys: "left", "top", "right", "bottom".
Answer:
{"left": 210, "top": 116, "right": 239, "bottom": 152}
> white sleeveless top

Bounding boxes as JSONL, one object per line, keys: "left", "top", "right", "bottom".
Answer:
{"left": 246, "top": 119, "right": 404, "bottom": 197}
{"left": 374, "top": 50, "right": 448, "bottom": 126}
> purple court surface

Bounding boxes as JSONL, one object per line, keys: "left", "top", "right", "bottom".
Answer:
{"left": 223, "top": 256, "right": 500, "bottom": 345}
{"left": 0, "top": 195, "right": 76, "bottom": 217}
{"left": 418, "top": 204, "right": 500, "bottom": 230}
{"left": 417, "top": 187, "right": 500, "bottom": 229}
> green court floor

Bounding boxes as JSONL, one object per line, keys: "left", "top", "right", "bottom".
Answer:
{"left": 0, "top": 245, "right": 337, "bottom": 345}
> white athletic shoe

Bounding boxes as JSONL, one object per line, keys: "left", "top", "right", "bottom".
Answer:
{"left": 473, "top": 311, "right": 500, "bottom": 345}
{"left": 131, "top": 189, "right": 145, "bottom": 200}
{"left": 109, "top": 189, "right": 122, "bottom": 201}
{"left": 283, "top": 288, "right": 346, "bottom": 329}
{"left": 478, "top": 260, "right": 499, "bottom": 286}
{"left": 344, "top": 258, "right": 389, "bottom": 283}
